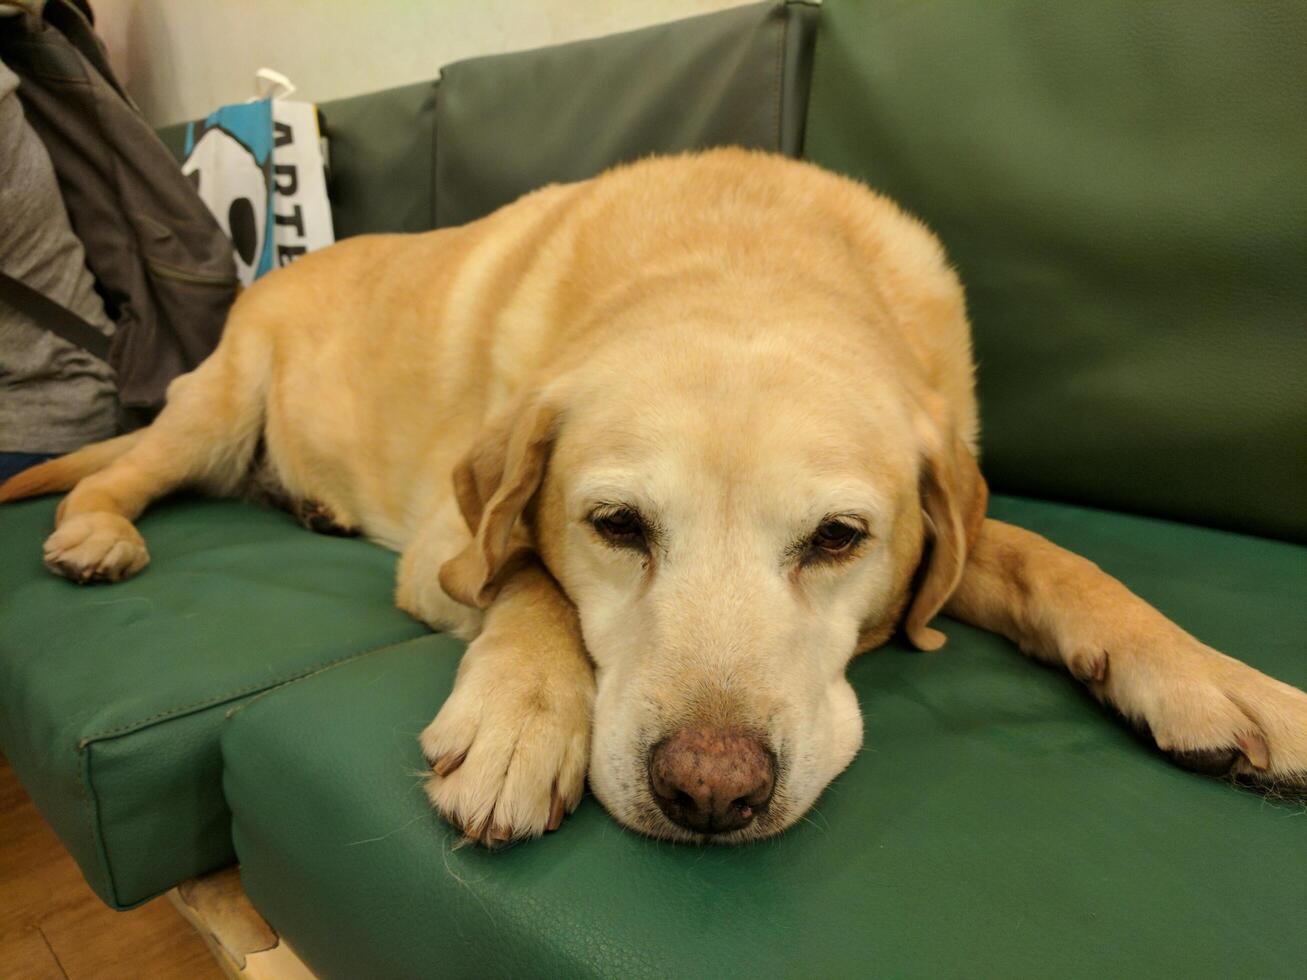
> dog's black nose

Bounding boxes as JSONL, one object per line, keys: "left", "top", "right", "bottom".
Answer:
{"left": 649, "top": 727, "right": 775, "bottom": 835}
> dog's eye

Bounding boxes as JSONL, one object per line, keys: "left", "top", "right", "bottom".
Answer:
{"left": 804, "top": 519, "right": 866, "bottom": 563}
{"left": 590, "top": 507, "right": 648, "bottom": 550}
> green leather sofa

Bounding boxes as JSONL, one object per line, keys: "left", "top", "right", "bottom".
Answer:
{"left": 2, "top": 2, "right": 1304, "bottom": 976}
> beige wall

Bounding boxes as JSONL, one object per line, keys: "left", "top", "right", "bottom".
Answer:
{"left": 91, "top": 0, "right": 749, "bottom": 126}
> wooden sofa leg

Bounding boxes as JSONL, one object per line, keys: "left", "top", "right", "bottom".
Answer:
{"left": 168, "top": 866, "right": 317, "bottom": 979}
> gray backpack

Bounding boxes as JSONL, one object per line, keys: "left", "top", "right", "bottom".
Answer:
{"left": 0, "top": 0, "right": 237, "bottom": 427}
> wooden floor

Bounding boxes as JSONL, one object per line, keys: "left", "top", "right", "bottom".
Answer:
{"left": 0, "top": 754, "right": 223, "bottom": 980}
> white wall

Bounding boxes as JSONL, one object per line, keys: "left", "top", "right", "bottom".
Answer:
{"left": 91, "top": 0, "right": 749, "bottom": 126}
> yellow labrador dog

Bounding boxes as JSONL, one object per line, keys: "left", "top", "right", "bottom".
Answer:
{"left": 4, "top": 150, "right": 1305, "bottom": 845}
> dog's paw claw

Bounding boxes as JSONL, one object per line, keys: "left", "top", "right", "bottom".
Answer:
{"left": 1236, "top": 731, "right": 1271, "bottom": 771}
{"left": 547, "top": 784, "right": 565, "bottom": 832}
{"left": 430, "top": 749, "right": 467, "bottom": 778}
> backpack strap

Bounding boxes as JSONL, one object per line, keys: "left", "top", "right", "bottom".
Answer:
{"left": 0, "top": 270, "right": 111, "bottom": 361}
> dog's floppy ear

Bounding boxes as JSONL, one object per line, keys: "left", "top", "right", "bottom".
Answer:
{"left": 902, "top": 400, "right": 988, "bottom": 651}
{"left": 439, "top": 391, "right": 561, "bottom": 608}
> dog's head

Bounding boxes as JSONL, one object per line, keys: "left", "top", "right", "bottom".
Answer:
{"left": 439, "top": 316, "right": 985, "bottom": 842}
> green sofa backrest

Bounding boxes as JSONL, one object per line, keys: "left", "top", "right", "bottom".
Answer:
{"left": 315, "top": 79, "right": 438, "bottom": 240}
{"left": 158, "top": 2, "right": 816, "bottom": 239}
{"left": 806, "top": 0, "right": 1307, "bottom": 543}
{"left": 433, "top": 0, "right": 817, "bottom": 228}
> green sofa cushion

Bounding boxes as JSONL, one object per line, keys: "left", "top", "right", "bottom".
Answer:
{"left": 434, "top": 0, "right": 819, "bottom": 228}
{"left": 804, "top": 0, "right": 1307, "bottom": 543}
{"left": 0, "top": 497, "right": 428, "bottom": 908}
{"left": 157, "top": 81, "right": 439, "bottom": 239}
{"left": 222, "top": 496, "right": 1307, "bottom": 979}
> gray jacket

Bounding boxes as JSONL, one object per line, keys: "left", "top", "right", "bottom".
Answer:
{"left": 0, "top": 0, "right": 237, "bottom": 432}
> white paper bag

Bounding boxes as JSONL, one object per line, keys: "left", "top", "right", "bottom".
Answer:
{"left": 258, "top": 69, "right": 334, "bottom": 268}
{"left": 180, "top": 70, "right": 334, "bottom": 285}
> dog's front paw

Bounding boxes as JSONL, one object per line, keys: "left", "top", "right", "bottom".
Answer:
{"left": 419, "top": 648, "right": 592, "bottom": 845}
{"left": 44, "top": 513, "right": 149, "bottom": 584}
{"left": 1092, "top": 637, "right": 1307, "bottom": 801}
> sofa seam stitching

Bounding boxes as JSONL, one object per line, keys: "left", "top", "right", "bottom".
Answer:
{"left": 773, "top": 2, "right": 786, "bottom": 152}
{"left": 430, "top": 78, "right": 440, "bottom": 229}
{"left": 225, "top": 634, "right": 438, "bottom": 721}
{"left": 75, "top": 631, "right": 428, "bottom": 746}
{"left": 76, "top": 741, "right": 124, "bottom": 907}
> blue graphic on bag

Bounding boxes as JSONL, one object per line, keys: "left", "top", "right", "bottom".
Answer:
{"left": 182, "top": 100, "right": 275, "bottom": 284}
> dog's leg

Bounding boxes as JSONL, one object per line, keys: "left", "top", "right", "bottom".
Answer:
{"left": 417, "top": 561, "right": 594, "bottom": 845}
{"left": 43, "top": 331, "right": 268, "bottom": 584}
{"left": 944, "top": 519, "right": 1307, "bottom": 798}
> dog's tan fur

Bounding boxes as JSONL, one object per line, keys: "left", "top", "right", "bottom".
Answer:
{"left": 4, "top": 150, "right": 1304, "bottom": 843}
